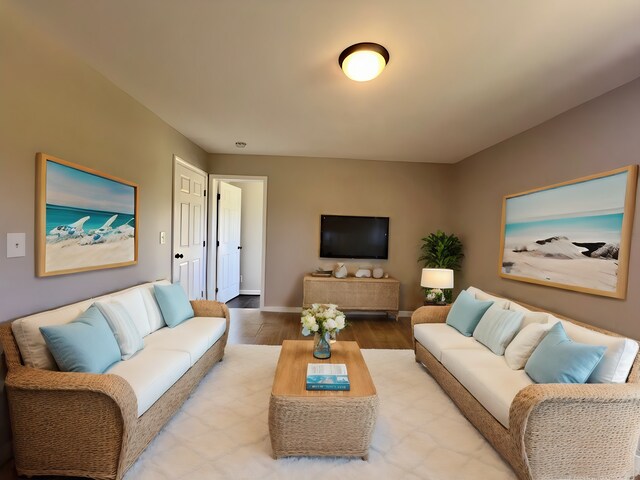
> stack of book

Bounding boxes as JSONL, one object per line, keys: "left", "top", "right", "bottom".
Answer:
{"left": 310, "top": 269, "right": 333, "bottom": 277}
{"left": 306, "top": 363, "right": 350, "bottom": 391}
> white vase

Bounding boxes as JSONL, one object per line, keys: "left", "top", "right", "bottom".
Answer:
{"left": 333, "top": 263, "right": 347, "bottom": 278}
{"left": 372, "top": 267, "right": 384, "bottom": 279}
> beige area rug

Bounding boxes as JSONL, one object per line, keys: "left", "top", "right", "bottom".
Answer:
{"left": 125, "top": 345, "right": 515, "bottom": 480}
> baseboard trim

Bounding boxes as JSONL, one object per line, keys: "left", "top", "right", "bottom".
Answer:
{"left": 259, "top": 306, "right": 414, "bottom": 318}
{"left": 239, "top": 290, "right": 261, "bottom": 295}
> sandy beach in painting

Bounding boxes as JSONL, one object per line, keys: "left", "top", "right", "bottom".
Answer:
{"left": 46, "top": 238, "right": 135, "bottom": 272}
{"left": 502, "top": 237, "right": 618, "bottom": 291}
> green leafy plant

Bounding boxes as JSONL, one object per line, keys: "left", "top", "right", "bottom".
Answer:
{"left": 419, "top": 230, "right": 464, "bottom": 270}
{"left": 419, "top": 230, "right": 464, "bottom": 303}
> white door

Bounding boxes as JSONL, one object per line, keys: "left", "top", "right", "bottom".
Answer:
{"left": 216, "top": 182, "right": 242, "bottom": 303}
{"left": 172, "top": 157, "right": 207, "bottom": 299}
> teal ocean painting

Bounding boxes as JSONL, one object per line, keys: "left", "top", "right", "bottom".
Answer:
{"left": 500, "top": 168, "right": 637, "bottom": 297}
{"left": 38, "top": 155, "right": 137, "bottom": 276}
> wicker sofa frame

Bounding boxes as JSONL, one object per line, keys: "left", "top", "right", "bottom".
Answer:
{"left": 412, "top": 301, "right": 640, "bottom": 480}
{"left": 0, "top": 299, "right": 230, "bottom": 480}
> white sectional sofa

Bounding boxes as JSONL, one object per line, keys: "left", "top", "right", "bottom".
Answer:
{"left": 412, "top": 286, "right": 640, "bottom": 480}
{"left": 0, "top": 280, "right": 230, "bottom": 480}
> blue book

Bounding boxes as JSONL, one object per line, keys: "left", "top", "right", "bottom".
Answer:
{"left": 306, "top": 363, "right": 350, "bottom": 391}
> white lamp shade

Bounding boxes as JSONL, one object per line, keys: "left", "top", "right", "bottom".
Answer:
{"left": 421, "top": 268, "right": 454, "bottom": 289}
{"left": 341, "top": 50, "right": 387, "bottom": 81}
{"left": 339, "top": 43, "right": 390, "bottom": 82}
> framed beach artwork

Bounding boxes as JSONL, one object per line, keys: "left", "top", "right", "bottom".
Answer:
{"left": 499, "top": 165, "right": 638, "bottom": 298}
{"left": 36, "top": 153, "right": 138, "bottom": 276}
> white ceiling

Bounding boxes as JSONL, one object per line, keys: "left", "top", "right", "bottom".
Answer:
{"left": 9, "top": 0, "right": 640, "bottom": 163}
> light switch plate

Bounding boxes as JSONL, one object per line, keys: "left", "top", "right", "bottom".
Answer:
{"left": 7, "top": 233, "right": 26, "bottom": 258}
{"left": 160, "top": 231, "right": 166, "bottom": 245}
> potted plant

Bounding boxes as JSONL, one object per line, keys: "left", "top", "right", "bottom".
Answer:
{"left": 418, "top": 230, "right": 464, "bottom": 304}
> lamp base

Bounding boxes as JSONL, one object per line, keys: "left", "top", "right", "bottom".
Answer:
{"left": 424, "top": 300, "right": 448, "bottom": 306}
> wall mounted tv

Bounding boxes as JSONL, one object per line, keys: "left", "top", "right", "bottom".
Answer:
{"left": 320, "top": 215, "right": 389, "bottom": 259}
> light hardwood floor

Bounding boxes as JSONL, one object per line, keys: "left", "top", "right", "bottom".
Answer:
{"left": 227, "top": 309, "right": 413, "bottom": 349}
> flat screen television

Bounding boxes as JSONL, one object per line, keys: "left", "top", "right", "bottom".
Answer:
{"left": 320, "top": 215, "right": 389, "bottom": 259}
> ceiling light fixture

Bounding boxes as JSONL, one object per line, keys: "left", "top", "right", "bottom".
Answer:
{"left": 339, "top": 42, "right": 389, "bottom": 82}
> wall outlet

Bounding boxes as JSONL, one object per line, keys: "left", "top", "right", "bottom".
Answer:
{"left": 240, "top": 275, "right": 243, "bottom": 284}
{"left": 160, "top": 231, "right": 166, "bottom": 245}
{"left": 7, "top": 233, "right": 26, "bottom": 258}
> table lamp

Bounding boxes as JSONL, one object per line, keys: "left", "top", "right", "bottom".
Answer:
{"left": 421, "top": 268, "right": 454, "bottom": 305}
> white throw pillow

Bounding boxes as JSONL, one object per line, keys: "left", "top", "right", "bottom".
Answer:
{"left": 504, "top": 323, "right": 552, "bottom": 370}
{"left": 549, "top": 316, "right": 639, "bottom": 383}
{"left": 466, "top": 286, "right": 510, "bottom": 309}
{"left": 95, "top": 300, "right": 144, "bottom": 360}
{"left": 108, "top": 289, "right": 151, "bottom": 338}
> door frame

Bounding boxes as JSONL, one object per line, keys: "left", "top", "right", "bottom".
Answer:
{"left": 207, "top": 174, "right": 267, "bottom": 308}
{"left": 172, "top": 154, "right": 208, "bottom": 296}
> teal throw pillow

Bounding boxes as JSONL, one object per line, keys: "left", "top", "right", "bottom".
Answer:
{"left": 154, "top": 283, "right": 194, "bottom": 327}
{"left": 473, "top": 306, "right": 524, "bottom": 355}
{"left": 39, "top": 305, "right": 121, "bottom": 373}
{"left": 445, "top": 290, "right": 494, "bottom": 337}
{"left": 525, "top": 322, "right": 606, "bottom": 384}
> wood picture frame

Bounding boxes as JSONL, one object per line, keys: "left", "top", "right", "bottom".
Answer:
{"left": 36, "top": 153, "right": 138, "bottom": 276}
{"left": 498, "top": 165, "right": 638, "bottom": 298}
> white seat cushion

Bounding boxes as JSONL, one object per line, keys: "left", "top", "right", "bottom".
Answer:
{"left": 508, "top": 302, "right": 549, "bottom": 331}
{"left": 414, "top": 323, "right": 486, "bottom": 362}
{"left": 144, "top": 316, "right": 227, "bottom": 366}
{"left": 549, "top": 316, "right": 639, "bottom": 383}
{"left": 12, "top": 299, "right": 94, "bottom": 370}
{"left": 106, "top": 348, "right": 191, "bottom": 417}
{"left": 466, "top": 286, "right": 510, "bottom": 309}
{"left": 441, "top": 349, "right": 534, "bottom": 428}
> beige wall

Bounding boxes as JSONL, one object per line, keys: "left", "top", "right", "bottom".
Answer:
{"left": 0, "top": 6, "right": 208, "bottom": 323}
{"left": 210, "top": 154, "right": 455, "bottom": 310}
{"left": 229, "top": 181, "right": 264, "bottom": 293}
{"left": 452, "top": 77, "right": 640, "bottom": 339}
{"left": 0, "top": 5, "right": 207, "bottom": 463}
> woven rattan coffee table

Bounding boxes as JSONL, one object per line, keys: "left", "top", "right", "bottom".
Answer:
{"left": 268, "top": 340, "right": 379, "bottom": 460}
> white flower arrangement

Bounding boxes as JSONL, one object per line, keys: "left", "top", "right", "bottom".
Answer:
{"left": 425, "top": 288, "right": 445, "bottom": 303}
{"left": 301, "top": 303, "right": 347, "bottom": 337}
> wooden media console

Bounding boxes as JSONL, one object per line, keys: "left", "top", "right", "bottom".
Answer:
{"left": 302, "top": 275, "right": 400, "bottom": 319}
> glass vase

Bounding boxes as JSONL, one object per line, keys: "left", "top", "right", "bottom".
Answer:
{"left": 313, "top": 332, "right": 331, "bottom": 359}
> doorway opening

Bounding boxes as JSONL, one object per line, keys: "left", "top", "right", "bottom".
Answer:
{"left": 207, "top": 175, "right": 267, "bottom": 309}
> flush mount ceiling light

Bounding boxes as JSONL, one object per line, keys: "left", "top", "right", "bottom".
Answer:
{"left": 339, "top": 42, "right": 389, "bottom": 82}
